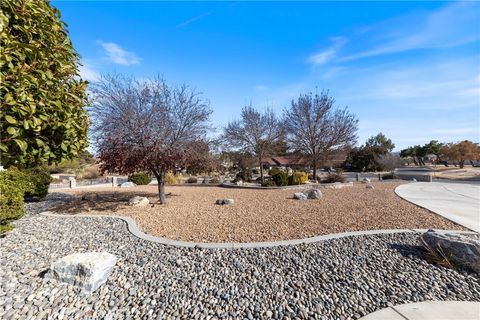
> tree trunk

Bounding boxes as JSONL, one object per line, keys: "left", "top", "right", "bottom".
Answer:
{"left": 259, "top": 157, "right": 264, "bottom": 182}
{"left": 312, "top": 157, "right": 317, "bottom": 182}
{"left": 154, "top": 170, "right": 167, "bottom": 204}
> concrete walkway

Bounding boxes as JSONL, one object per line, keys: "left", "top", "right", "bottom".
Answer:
{"left": 360, "top": 301, "right": 480, "bottom": 320}
{"left": 395, "top": 182, "right": 480, "bottom": 233}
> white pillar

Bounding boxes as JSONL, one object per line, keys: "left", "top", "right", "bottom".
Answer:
{"left": 69, "top": 177, "right": 76, "bottom": 189}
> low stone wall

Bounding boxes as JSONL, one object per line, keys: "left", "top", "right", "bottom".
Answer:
{"left": 394, "top": 173, "right": 433, "bottom": 182}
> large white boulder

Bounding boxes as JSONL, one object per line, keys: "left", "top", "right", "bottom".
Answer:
{"left": 293, "top": 192, "right": 307, "bottom": 200}
{"left": 420, "top": 230, "right": 480, "bottom": 273}
{"left": 306, "top": 188, "right": 322, "bottom": 199}
{"left": 128, "top": 196, "right": 149, "bottom": 206}
{"left": 49, "top": 252, "right": 118, "bottom": 294}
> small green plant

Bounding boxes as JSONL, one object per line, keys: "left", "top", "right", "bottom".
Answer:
{"left": 187, "top": 177, "right": 198, "bottom": 183}
{"left": 23, "top": 167, "right": 53, "bottom": 201}
{"left": 234, "top": 169, "right": 253, "bottom": 182}
{"left": 0, "top": 168, "right": 32, "bottom": 232}
{"left": 271, "top": 171, "right": 288, "bottom": 186}
{"left": 128, "top": 172, "right": 152, "bottom": 185}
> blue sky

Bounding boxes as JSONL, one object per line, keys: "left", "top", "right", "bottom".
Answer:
{"left": 53, "top": 1, "right": 479, "bottom": 150}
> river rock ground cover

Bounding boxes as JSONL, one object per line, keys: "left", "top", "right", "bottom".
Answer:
{"left": 49, "top": 182, "right": 464, "bottom": 242}
{"left": 1, "top": 199, "right": 479, "bottom": 320}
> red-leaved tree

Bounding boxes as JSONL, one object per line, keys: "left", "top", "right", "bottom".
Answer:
{"left": 90, "top": 74, "right": 212, "bottom": 203}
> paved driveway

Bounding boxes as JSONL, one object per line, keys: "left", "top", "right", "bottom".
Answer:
{"left": 395, "top": 181, "right": 480, "bottom": 233}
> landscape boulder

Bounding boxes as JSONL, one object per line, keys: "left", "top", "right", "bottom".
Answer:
{"left": 216, "top": 199, "right": 234, "bottom": 205}
{"left": 293, "top": 192, "right": 307, "bottom": 200}
{"left": 128, "top": 196, "right": 149, "bottom": 206}
{"left": 366, "top": 184, "right": 374, "bottom": 189}
{"left": 49, "top": 252, "right": 118, "bottom": 294}
{"left": 420, "top": 230, "right": 480, "bottom": 272}
{"left": 306, "top": 188, "right": 322, "bottom": 200}
{"left": 120, "top": 182, "right": 136, "bottom": 188}
{"left": 362, "top": 177, "right": 370, "bottom": 184}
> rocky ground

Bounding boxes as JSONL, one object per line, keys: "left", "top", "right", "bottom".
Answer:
{"left": 49, "top": 182, "right": 464, "bottom": 242}
{"left": 1, "top": 198, "right": 479, "bottom": 320}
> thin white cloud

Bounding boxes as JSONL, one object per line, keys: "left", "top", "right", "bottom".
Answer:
{"left": 78, "top": 61, "right": 100, "bottom": 82}
{"left": 98, "top": 41, "right": 140, "bottom": 66}
{"left": 176, "top": 12, "right": 211, "bottom": 29}
{"left": 255, "top": 85, "right": 268, "bottom": 92}
{"left": 341, "top": 2, "right": 480, "bottom": 61}
{"left": 309, "top": 37, "right": 348, "bottom": 65}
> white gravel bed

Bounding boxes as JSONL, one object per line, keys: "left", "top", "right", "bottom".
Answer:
{"left": 0, "top": 201, "right": 478, "bottom": 319}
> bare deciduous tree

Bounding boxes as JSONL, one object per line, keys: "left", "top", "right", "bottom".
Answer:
{"left": 90, "top": 74, "right": 212, "bottom": 203}
{"left": 283, "top": 91, "right": 358, "bottom": 179}
{"left": 222, "top": 106, "right": 284, "bottom": 182}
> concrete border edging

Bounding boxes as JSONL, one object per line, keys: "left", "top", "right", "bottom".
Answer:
{"left": 38, "top": 211, "right": 476, "bottom": 249}
{"left": 359, "top": 301, "right": 480, "bottom": 320}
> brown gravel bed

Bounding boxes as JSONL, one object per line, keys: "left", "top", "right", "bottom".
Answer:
{"left": 50, "top": 182, "right": 465, "bottom": 242}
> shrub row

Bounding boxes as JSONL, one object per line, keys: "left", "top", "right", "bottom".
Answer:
{"left": 128, "top": 172, "right": 152, "bottom": 185}
{"left": 0, "top": 167, "right": 52, "bottom": 232}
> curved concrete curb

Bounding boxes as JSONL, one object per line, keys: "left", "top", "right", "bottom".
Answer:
{"left": 359, "top": 301, "right": 480, "bottom": 320}
{"left": 38, "top": 211, "right": 476, "bottom": 249}
{"left": 395, "top": 182, "right": 480, "bottom": 233}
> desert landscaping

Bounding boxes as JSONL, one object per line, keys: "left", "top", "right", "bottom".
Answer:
{"left": 50, "top": 182, "right": 464, "bottom": 242}
{"left": 1, "top": 1, "right": 479, "bottom": 319}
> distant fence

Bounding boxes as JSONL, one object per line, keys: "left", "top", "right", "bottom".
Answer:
{"left": 49, "top": 176, "right": 129, "bottom": 189}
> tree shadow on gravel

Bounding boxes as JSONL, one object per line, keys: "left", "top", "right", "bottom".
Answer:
{"left": 388, "top": 243, "right": 426, "bottom": 261}
{"left": 388, "top": 243, "right": 477, "bottom": 275}
{"left": 48, "top": 191, "right": 176, "bottom": 214}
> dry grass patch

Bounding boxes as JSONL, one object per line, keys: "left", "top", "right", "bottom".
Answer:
{"left": 50, "top": 182, "right": 464, "bottom": 242}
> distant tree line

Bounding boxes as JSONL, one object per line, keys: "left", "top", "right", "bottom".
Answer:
{"left": 400, "top": 140, "right": 480, "bottom": 168}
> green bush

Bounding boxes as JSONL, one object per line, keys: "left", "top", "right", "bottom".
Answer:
{"left": 0, "top": 168, "right": 32, "bottom": 231}
{"left": 288, "top": 171, "right": 309, "bottom": 185}
{"left": 128, "top": 172, "right": 152, "bottom": 185}
{"left": 23, "top": 167, "right": 52, "bottom": 201}
{"left": 234, "top": 169, "right": 253, "bottom": 182}
{"left": 271, "top": 171, "right": 288, "bottom": 186}
{"left": 268, "top": 168, "right": 284, "bottom": 177}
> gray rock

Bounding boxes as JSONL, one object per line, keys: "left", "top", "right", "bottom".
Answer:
{"left": 216, "top": 199, "right": 234, "bottom": 205}
{"left": 49, "top": 252, "right": 118, "bottom": 294}
{"left": 120, "top": 182, "right": 136, "bottom": 188}
{"left": 365, "top": 184, "right": 374, "bottom": 189}
{"left": 411, "top": 178, "right": 417, "bottom": 182}
{"left": 306, "top": 188, "right": 322, "bottom": 200}
{"left": 128, "top": 196, "right": 149, "bottom": 206}
{"left": 362, "top": 178, "right": 370, "bottom": 184}
{"left": 420, "top": 230, "right": 480, "bottom": 272}
{"left": 293, "top": 192, "right": 307, "bottom": 200}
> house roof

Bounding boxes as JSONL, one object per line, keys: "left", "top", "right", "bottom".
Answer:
{"left": 262, "top": 155, "right": 308, "bottom": 166}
